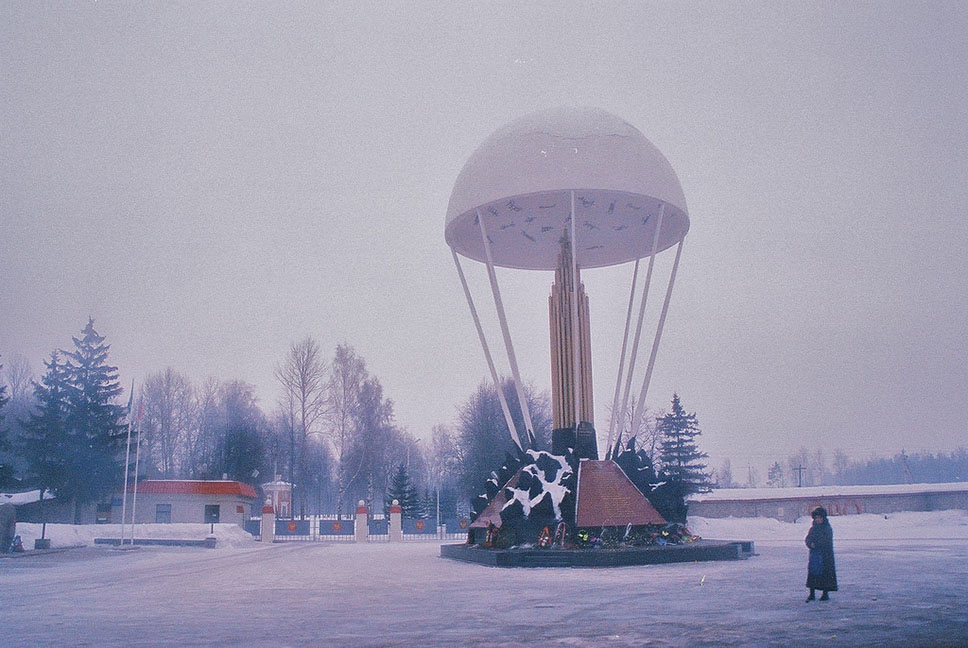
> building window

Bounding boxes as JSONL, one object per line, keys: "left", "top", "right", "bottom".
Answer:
{"left": 96, "top": 503, "right": 112, "bottom": 524}
{"left": 156, "top": 504, "right": 171, "bottom": 524}
{"left": 204, "top": 504, "right": 220, "bottom": 524}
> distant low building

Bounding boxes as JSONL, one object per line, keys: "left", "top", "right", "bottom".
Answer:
{"left": 111, "top": 480, "right": 259, "bottom": 526}
{"left": 1, "top": 489, "right": 86, "bottom": 524}
{"left": 687, "top": 482, "right": 968, "bottom": 522}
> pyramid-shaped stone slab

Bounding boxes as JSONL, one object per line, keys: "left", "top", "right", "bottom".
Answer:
{"left": 575, "top": 460, "right": 666, "bottom": 527}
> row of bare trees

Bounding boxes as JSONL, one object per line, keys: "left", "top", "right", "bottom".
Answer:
{"left": 4, "top": 340, "right": 550, "bottom": 522}
{"left": 273, "top": 340, "right": 428, "bottom": 518}
{"left": 0, "top": 339, "right": 435, "bottom": 518}
{"left": 711, "top": 446, "right": 968, "bottom": 489}
{"left": 137, "top": 339, "right": 427, "bottom": 517}
{"left": 710, "top": 449, "right": 843, "bottom": 489}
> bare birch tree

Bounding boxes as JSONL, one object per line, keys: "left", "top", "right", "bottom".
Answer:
{"left": 812, "top": 448, "right": 827, "bottom": 486}
{"left": 142, "top": 368, "right": 196, "bottom": 478}
{"left": 1, "top": 354, "right": 35, "bottom": 470}
{"left": 427, "top": 424, "right": 461, "bottom": 519}
{"left": 181, "top": 377, "right": 220, "bottom": 479}
{"left": 326, "top": 344, "right": 366, "bottom": 518}
{"left": 345, "top": 376, "right": 396, "bottom": 516}
{"left": 275, "top": 337, "right": 328, "bottom": 517}
{"left": 3, "top": 353, "right": 34, "bottom": 401}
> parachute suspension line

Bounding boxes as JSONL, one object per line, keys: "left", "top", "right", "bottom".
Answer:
{"left": 477, "top": 209, "right": 536, "bottom": 447}
{"left": 617, "top": 203, "right": 666, "bottom": 443}
{"left": 451, "top": 249, "right": 522, "bottom": 451}
{"left": 630, "top": 238, "right": 684, "bottom": 438}
{"left": 569, "top": 190, "right": 582, "bottom": 437}
{"left": 604, "top": 257, "right": 640, "bottom": 460}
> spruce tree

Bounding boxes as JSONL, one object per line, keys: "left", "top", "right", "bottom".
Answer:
{"left": 419, "top": 488, "right": 438, "bottom": 522}
{"left": 657, "top": 393, "right": 712, "bottom": 498}
{"left": 386, "top": 463, "right": 420, "bottom": 518}
{"left": 0, "top": 356, "right": 9, "bottom": 487}
{"left": 19, "top": 351, "right": 71, "bottom": 502}
{"left": 0, "top": 355, "right": 8, "bottom": 425}
{"left": 63, "top": 319, "right": 127, "bottom": 522}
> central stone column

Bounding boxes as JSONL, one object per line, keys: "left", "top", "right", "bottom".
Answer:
{"left": 549, "top": 236, "right": 597, "bottom": 459}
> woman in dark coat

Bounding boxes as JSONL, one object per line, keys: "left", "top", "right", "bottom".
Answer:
{"left": 805, "top": 506, "right": 838, "bottom": 601}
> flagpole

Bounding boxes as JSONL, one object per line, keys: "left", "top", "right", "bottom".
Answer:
{"left": 130, "top": 397, "right": 143, "bottom": 545}
{"left": 120, "top": 380, "right": 135, "bottom": 546}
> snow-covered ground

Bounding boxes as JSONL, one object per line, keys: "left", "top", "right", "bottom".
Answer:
{"left": 2, "top": 511, "right": 966, "bottom": 647}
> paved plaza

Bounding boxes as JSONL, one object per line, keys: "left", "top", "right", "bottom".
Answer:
{"left": 2, "top": 533, "right": 966, "bottom": 647}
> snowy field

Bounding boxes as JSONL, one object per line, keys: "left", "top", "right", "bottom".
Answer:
{"left": 2, "top": 511, "right": 967, "bottom": 647}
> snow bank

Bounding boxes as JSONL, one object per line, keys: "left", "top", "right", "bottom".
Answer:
{"left": 690, "top": 509, "right": 968, "bottom": 541}
{"left": 8, "top": 510, "right": 966, "bottom": 552}
{"left": 689, "top": 481, "right": 968, "bottom": 501}
{"left": 12, "top": 522, "right": 258, "bottom": 550}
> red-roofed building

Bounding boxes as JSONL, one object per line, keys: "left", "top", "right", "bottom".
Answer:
{"left": 261, "top": 476, "right": 293, "bottom": 519}
{"left": 111, "top": 480, "right": 259, "bottom": 526}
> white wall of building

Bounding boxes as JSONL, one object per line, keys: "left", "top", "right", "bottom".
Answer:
{"left": 112, "top": 493, "right": 254, "bottom": 526}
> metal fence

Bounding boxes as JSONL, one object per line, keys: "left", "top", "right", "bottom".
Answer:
{"left": 245, "top": 516, "right": 469, "bottom": 542}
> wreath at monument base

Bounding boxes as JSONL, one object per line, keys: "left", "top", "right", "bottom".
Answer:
{"left": 574, "top": 522, "right": 699, "bottom": 549}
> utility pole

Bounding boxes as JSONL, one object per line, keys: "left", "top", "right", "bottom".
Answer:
{"left": 900, "top": 449, "right": 914, "bottom": 484}
{"left": 795, "top": 463, "right": 806, "bottom": 487}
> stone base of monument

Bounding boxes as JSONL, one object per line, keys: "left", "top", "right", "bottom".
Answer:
{"left": 454, "top": 459, "right": 755, "bottom": 567}
{"left": 440, "top": 539, "right": 754, "bottom": 568}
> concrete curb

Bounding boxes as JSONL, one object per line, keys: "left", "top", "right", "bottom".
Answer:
{"left": 0, "top": 544, "right": 86, "bottom": 559}
{"left": 93, "top": 537, "right": 217, "bottom": 548}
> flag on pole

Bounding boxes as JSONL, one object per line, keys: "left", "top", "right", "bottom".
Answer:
{"left": 126, "top": 379, "right": 136, "bottom": 425}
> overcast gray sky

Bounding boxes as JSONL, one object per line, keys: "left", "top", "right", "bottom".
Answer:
{"left": 2, "top": 2, "right": 966, "bottom": 479}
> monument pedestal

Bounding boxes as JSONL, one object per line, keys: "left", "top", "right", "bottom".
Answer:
{"left": 441, "top": 539, "right": 754, "bottom": 567}
{"left": 552, "top": 422, "right": 599, "bottom": 460}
